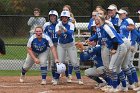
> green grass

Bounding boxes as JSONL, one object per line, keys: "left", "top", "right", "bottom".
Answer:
{"left": 0, "top": 37, "right": 28, "bottom": 59}
{"left": 4, "top": 37, "right": 28, "bottom": 44}
{"left": 0, "top": 70, "right": 85, "bottom": 76}
{"left": 0, "top": 70, "right": 140, "bottom": 78}
{"left": 0, "top": 70, "right": 41, "bottom": 76}
{"left": 0, "top": 46, "right": 27, "bottom": 59}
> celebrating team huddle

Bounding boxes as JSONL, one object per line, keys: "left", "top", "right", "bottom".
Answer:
{"left": 19, "top": 4, "right": 140, "bottom": 92}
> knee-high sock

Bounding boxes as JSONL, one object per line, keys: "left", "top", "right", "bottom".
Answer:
{"left": 40, "top": 66, "right": 47, "bottom": 80}
{"left": 55, "top": 72, "right": 60, "bottom": 80}
{"left": 130, "top": 67, "right": 138, "bottom": 83}
{"left": 101, "top": 73, "right": 112, "bottom": 86}
{"left": 74, "top": 66, "right": 81, "bottom": 79}
{"left": 123, "top": 68, "right": 134, "bottom": 85}
{"left": 111, "top": 72, "right": 118, "bottom": 88}
{"left": 118, "top": 71, "right": 126, "bottom": 87}
{"left": 68, "top": 62, "right": 73, "bottom": 75}
{"left": 65, "top": 63, "right": 69, "bottom": 77}
{"left": 51, "top": 63, "right": 57, "bottom": 79}
{"left": 21, "top": 67, "right": 27, "bottom": 75}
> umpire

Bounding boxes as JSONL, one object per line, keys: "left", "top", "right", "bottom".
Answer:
{"left": 0, "top": 37, "right": 6, "bottom": 55}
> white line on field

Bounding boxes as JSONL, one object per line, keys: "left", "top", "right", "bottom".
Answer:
{"left": 38, "top": 90, "right": 53, "bottom": 93}
{"left": 0, "top": 85, "right": 31, "bottom": 88}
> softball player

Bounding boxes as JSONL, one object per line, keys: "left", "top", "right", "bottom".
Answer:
{"left": 76, "top": 41, "right": 111, "bottom": 88}
{"left": 88, "top": 10, "right": 98, "bottom": 35}
{"left": 54, "top": 11, "right": 83, "bottom": 85}
{"left": 20, "top": 26, "right": 59, "bottom": 85}
{"left": 43, "top": 10, "right": 59, "bottom": 82}
{"left": 118, "top": 8, "right": 140, "bottom": 89}
{"left": 107, "top": 4, "right": 121, "bottom": 33}
{"left": 89, "top": 15, "right": 128, "bottom": 92}
{"left": 63, "top": 5, "right": 77, "bottom": 80}
{"left": 0, "top": 37, "right": 6, "bottom": 55}
{"left": 28, "top": 8, "right": 46, "bottom": 36}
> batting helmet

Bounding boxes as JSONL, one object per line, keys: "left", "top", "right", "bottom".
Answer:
{"left": 56, "top": 63, "right": 66, "bottom": 74}
{"left": 49, "top": 10, "right": 58, "bottom": 17}
{"left": 48, "top": 10, "right": 58, "bottom": 21}
{"left": 60, "top": 11, "right": 70, "bottom": 18}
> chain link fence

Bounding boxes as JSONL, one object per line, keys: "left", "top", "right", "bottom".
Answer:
{"left": 0, "top": 0, "right": 140, "bottom": 70}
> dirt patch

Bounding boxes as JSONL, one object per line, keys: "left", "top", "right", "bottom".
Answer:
{"left": 0, "top": 76, "right": 137, "bottom": 93}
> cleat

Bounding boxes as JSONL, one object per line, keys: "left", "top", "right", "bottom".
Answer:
{"left": 68, "top": 74, "right": 73, "bottom": 80}
{"left": 41, "top": 79, "right": 46, "bottom": 85}
{"left": 98, "top": 83, "right": 106, "bottom": 88}
{"left": 20, "top": 74, "right": 25, "bottom": 83}
{"left": 95, "top": 83, "right": 106, "bottom": 89}
{"left": 100, "top": 85, "right": 111, "bottom": 92}
{"left": 78, "top": 80, "right": 84, "bottom": 85}
{"left": 51, "top": 78, "right": 55, "bottom": 83}
{"left": 52, "top": 79, "right": 58, "bottom": 85}
{"left": 121, "top": 87, "right": 128, "bottom": 92}
{"left": 67, "top": 78, "right": 72, "bottom": 83}
{"left": 107, "top": 87, "right": 119, "bottom": 93}
{"left": 128, "top": 84, "right": 135, "bottom": 90}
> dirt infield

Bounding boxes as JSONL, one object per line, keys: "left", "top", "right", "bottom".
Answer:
{"left": 0, "top": 76, "right": 136, "bottom": 93}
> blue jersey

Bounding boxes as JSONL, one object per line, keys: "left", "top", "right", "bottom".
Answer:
{"left": 88, "top": 18, "right": 94, "bottom": 31}
{"left": 27, "top": 34, "right": 53, "bottom": 54}
{"left": 55, "top": 21, "right": 75, "bottom": 44}
{"left": 109, "top": 14, "right": 120, "bottom": 32}
{"left": 119, "top": 18, "right": 133, "bottom": 39}
{"left": 80, "top": 45, "right": 103, "bottom": 68}
{"left": 137, "top": 28, "right": 140, "bottom": 44}
{"left": 131, "top": 29, "right": 140, "bottom": 45}
{"left": 43, "top": 21, "right": 58, "bottom": 43}
{"left": 119, "top": 18, "right": 140, "bottom": 46}
{"left": 89, "top": 24, "right": 124, "bottom": 49}
{"left": 89, "top": 27, "right": 102, "bottom": 46}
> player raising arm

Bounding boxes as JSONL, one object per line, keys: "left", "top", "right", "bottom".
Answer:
{"left": 53, "top": 11, "right": 83, "bottom": 85}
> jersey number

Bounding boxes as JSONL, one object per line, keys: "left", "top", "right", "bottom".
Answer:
{"left": 64, "top": 34, "right": 67, "bottom": 39}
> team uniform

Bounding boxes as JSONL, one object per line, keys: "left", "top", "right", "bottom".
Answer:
{"left": 80, "top": 45, "right": 110, "bottom": 87}
{"left": 20, "top": 33, "right": 53, "bottom": 84}
{"left": 108, "top": 14, "right": 121, "bottom": 33}
{"left": 43, "top": 10, "right": 59, "bottom": 82}
{"left": 89, "top": 22, "right": 127, "bottom": 92}
{"left": 119, "top": 17, "right": 140, "bottom": 87}
{"left": 54, "top": 11, "right": 83, "bottom": 85}
{"left": 88, "top": 18, "right": 95, "bottom": 35}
